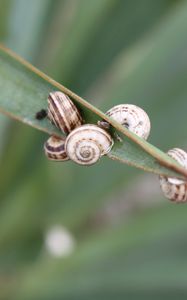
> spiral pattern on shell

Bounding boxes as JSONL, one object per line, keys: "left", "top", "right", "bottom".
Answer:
{"left": 100, "top": 104, "right": 151, "bottom": 140}
{"left": 44, "top": 136, "right": 69, "bottom": 161}
{"left": 159, "top": 148, "right": 187, "bottom": 203}
{"left": 47, "top": 91, "right": 83, "bottom": 134}
{"left": 65, "top": 124, "right": 113, "bottom": 165}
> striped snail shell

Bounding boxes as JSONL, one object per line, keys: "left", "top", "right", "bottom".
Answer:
{"left": 65, "top": 124, "right": 113, "bottom": 165}
{"left": 159, "top": 148, "right": 187, "bottom": 203}
{"left": 47, "top": 91, "right": 83, "bottom": 134}
{"left": 99, "top": 104, "right": 151, "bottom": 140}
{"left": 44, "top": 136, "right": 69, "bottom": 161}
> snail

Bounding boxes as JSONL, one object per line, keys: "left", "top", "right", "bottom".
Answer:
{"left": 65, "top": 124, "right": 114, "bottom": 165}
{"left": 44, "top": 136, "right": 69, "bottom": 161}
{"left": 159, "top": 148, "right": 187, "bottom": 203}
{"left": 98, "top": 104, "right": 151, "bottom": 140}
{"left": 47, "top": 91, "right": 83, "bottom": 134}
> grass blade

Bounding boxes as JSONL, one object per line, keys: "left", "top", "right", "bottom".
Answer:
{"left": 0, "top": 44, "right": 186, "bottom": 179}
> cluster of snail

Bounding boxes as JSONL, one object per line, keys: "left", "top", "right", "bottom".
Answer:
{"left": 43, "top": 91, "right": 151, "bottom": 165}
{"left": 40, "top": 91, "right": 187, "bottom": 203}
{"left": 44, "top": 91, "right": 113, "bottom": 165}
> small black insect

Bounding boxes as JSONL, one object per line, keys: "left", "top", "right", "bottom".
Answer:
{"left": 35, "top": 109, "right": 47, "bottom": 120}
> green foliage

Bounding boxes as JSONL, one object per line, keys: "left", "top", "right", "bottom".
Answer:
{"left": 0, "top": 0, "right": 187, "bottom": 299}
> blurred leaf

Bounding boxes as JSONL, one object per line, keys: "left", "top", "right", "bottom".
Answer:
{"left": 68, "top": 0, "right": 177, "bottom": 93}
{"left": 0, "top": 125, "right": 44, "bottom": 199}
{"left": 39, "top": 0, "right": 116, "bottom": 82}
{"left": 0, "top": 45, "right": 186, "bottom": 179}
{"left": 88, "top": 0, "right": 187, "bottom": 151}
{"left": 0, "top": 0, "right": 11, "bottom": 39}
{"left": 6, "top": 0, "right": 53, "bottom": 61}
{"left": 12, "top": 204, "right": 187, "bottom": 300}
{"left": 40, "top": 0, "right": 176, "bottom": 91}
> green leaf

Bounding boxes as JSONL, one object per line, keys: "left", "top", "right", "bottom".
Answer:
{"left": 0, "top": 44, "right": 186, "bottom": 180}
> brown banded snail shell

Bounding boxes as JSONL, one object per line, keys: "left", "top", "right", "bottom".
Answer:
{"left": 44, "top": 136, "right": 69, "bottom": 161}
{"left": 159, "top": 148, "right": 187, "bottom": 203}
{"left": 98, "top": 104, "right": 151, "bottom": 140}
{"left": 65, "top": 124, "right": 114, "bottom": 165}
{"left": 47, "top": 91, "right": 83, "bottom": 134}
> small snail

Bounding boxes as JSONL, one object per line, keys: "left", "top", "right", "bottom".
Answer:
{"left": 44, "top": 136, "right": 69, "bottom": 161}
{"left": 47, "top": 91, "right": 83, "bottom": 134}
{"left": 98, "top": 104, "right": 151, "bottom": 140}
{"left": 65, "top": 124, "right": 114, "bottom": 165}
{"left": 159, "top": 148, "right": 187, "bottom": 203}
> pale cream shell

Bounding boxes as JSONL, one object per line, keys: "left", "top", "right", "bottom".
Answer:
{"left": 65, "top": 124, "right": 113, "bottom": 165}
{"left": 105, "top": 104, "right": 151, "bottom": 140}
{"left": 159, "top": 148, "right": 187, "bottom": 203}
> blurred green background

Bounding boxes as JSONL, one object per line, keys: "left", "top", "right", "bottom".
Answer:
{"left": 0, "top": 0, "right": 187, "bottom": 299}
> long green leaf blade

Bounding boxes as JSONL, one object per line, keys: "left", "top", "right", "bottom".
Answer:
{"left": 0, "top": 45, "right": 186, "bottom": 179}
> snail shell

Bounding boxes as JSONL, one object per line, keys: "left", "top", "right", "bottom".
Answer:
{"left": 99, "top": 104, "right": 151, "bottom": 140}
{"left": 65, "top": 124, "right": 113, "bottom": 165}
{"left": 44, "top": 136, "right": 69, "bottom": 161}
{"left": 159, "top": 148, "right": 187, "bottom": 203}
{"left": 47, "top": 91, "right": 83, "bottom": 134}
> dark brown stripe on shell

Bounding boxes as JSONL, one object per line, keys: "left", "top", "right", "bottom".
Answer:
{"left": 49, "top": 96, "right": 69, "bottom": 133}
{"left": 46, "top": 143, "right": 65, "bottom": 153}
